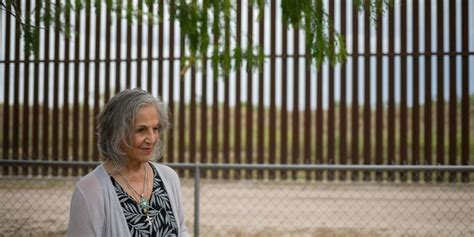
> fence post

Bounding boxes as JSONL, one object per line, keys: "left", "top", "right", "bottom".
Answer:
{"left": 194, "top": 162, "right": 200, "bottom": 237}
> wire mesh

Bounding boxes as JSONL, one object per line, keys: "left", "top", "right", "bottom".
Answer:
{"left": 0, "top": 177, "right": 77, "bottom": 236}
{"left": 0, "top": 169, "right": 472, "bottom": 237}
{"left": 191, "top": 173, "right": 473, "bottom": 237}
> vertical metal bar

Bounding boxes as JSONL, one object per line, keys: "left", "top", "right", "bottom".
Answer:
{"left": 304, "top": 30, "right": 311, "bottom": 181}
{"left": 316, "top": 63, "right": 323, "bottom": 181}
{"left": 126, "top": 0, "right": 132, "bottom": 88}
{"left": 461, "top": 0, "right": 469, "bottom": 182}
{"left": 363, "top": 0, "right": 371, "bottom": 181}
{"left": 158, "top": 0, "right": 164, "bottom": 97}
{"left": 52, "top": 0, "right": 61, "bottom": 175}
{"left": 200, "top": 67, "right": 207, "bottom": 179}
{"left": 292, "top": 27, "right": 299, "bottom": 180}
{"left": 424, "top": 0, "right": 432, "bottom": 182}
{"left": 448, "top": 0, "right": 456, "bottom": 182}
{"left": 400, "top": 0, "right": 408, "bottom": 181}
{"left": 115, "top": 0, "right": 122, "bottom": 93}
{"left": 178, "top": 24, "right": 185, "bottom": 177}
{"left": 137, "top": 0, "right": 143, "bottom": 88}
{"left": 168, "top": 0, "right": 175, "bottom": 164}
{"left": 22, "top": 0, "right": 32, "bottom": 175}
{"left": 72, "top": 0, "right": 81, "bottom": 176}
{"left": 42, "top": 0, "right": 51, "bottom": 176}
{"left": 436, "top": 0, "right": 445, "bottom": 182}
{"left": 304, "top": 2, "right": 312, "bottom": 181}
{"left": 211, "top": 82, "right": 218, "bottom": 179}
{"left": 281, "top": 4, "right": 288, "bottom": 180}
{"left": 235, "top": 0, "right": 242, "bottom": 179}
{"left": 2, "top": 0, "right": 11, "bottom": 175}
{"left": 146, "top": 0, "right": 153, "bottom": 92}
{"left": 211, "top": 2, "right": 219, "bottom": 179}
{"left": 194, "top": 163, "right": 200, "bottom": 237}
{"left": 12, "top": 0, "right": 21, "bottom": 175}
{"left": 104, "top": 0, "right": 111, "bottom": 102}
{"left": 339, "top": 0, "right": 347, "bottom": 181}
{"left": 375, "top": 3, "right": 383, "bottom": 181}
{"left": 412, "top": 0, "right": 420, "bottom": 182}
{"left": 0, "top": 5, "right": 2, "bottom": 55}
{"left": 351, "top": 1, "right": 359, "bottom": 181}
{"left": 246, "top": 2, "right": 253, "bottom": 179}
{"left": 93, "top": 0, "right": 102, "bottom": 162}
{"left": 83, "top": 0, "right": 92, "bottom": 172}
{"left": 62, "top": 0, "right": 71, "bottom": 176}
{"left": 269, "top": 0, "right": 276, "bottom": 180}
{"left": 327, "top": 0, "right": 335, "bottom": 181}
{"left": 257, "top": 6, "right": 265, "bottom": 180}
{"left": 189, "top": 1, "right": 197, "bottom": 175}
{"left": 32, "top": 0, "right": 41, "bottom": 176}
{"left": 223, "top": 5, "right": 230, "bottom": 180}
{"left": 190, "top": 65, "right": 196, "bottom": 167}
{"left": 200, "top": 0, "right": 208, "bottom": 178}
{"left": 388, "top": 0, "right": 396, "bottom": 182}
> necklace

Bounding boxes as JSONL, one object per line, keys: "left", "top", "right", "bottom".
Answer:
{"left": 119, "top": 163, "right": 151, "bottom": 225}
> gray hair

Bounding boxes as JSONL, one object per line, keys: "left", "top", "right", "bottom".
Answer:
{"left": 97, "top": 88, "right": 171, "bottom": 171}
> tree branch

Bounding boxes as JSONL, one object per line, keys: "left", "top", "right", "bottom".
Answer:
{"left": 0, "top": 0, "right": 44, "bottom": 30}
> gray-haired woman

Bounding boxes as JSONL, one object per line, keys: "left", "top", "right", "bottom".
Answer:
{"left": 68, "top": 88, "right": 189, "bottom": 237}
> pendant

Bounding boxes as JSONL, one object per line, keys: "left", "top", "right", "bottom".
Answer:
{"left": 145, "top": 214, "right": 153, "bottom": 226}
{"left": 139, "top": 194, "right": 149, "bottom": 211}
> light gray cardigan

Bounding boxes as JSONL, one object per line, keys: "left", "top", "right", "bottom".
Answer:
{"left": 67, "top": 163, "right": 189, "bottom": 237}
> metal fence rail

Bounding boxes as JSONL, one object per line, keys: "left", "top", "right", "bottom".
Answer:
{"left": 0, "top": 161, "right": 473, "bottom": 237}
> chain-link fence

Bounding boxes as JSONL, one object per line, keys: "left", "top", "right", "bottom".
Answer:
{"left": 0, "top": 162, "right": 473, "bottom": 237}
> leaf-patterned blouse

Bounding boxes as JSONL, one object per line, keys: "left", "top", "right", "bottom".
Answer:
{"left": 110, "top": 165, "right": 178, "bottom": 236}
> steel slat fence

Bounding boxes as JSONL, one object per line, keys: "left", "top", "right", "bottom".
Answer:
{"left": 0, "top": 0, "right": 472, "bottom": 181}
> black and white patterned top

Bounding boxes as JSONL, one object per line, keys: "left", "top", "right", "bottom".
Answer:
{"left": 111, "top": 165, "right": 178, "bottom": 236}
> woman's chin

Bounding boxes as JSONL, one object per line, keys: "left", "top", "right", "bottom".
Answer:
{"left": 139, "top": 156, "right": 153, "bottom": 162}
{"left": 127, "top": 154, "right": 153, "bottom": 163}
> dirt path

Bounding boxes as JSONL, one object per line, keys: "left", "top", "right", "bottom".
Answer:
{"left": 1, "top": 178, "right": 472, "bottom": 236}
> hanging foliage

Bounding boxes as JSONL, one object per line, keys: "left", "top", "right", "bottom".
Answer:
{"left": 1, "top": 0, "right": 391, "bottom": 75}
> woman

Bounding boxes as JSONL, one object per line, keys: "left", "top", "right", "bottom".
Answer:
{"left": 68, "top": 88, "right": 189, "bottom": 237}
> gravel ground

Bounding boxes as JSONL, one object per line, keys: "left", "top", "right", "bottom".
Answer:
{"left": 0, "top": 177, "right": 472, "bottom": 237}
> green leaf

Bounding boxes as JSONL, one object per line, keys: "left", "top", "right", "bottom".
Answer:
{"left": 23, "top": 26, "right": 35, "bottom": 58}
{"left": 233, "top": 46, "right": 242, "bottom": 69}
{"left": 8, "top": 0, "right": 390, "bottom": 73}
{"left": 256, "top": 0, "right": 265, "bottom": 21}
{"left": 212, "top": 44, "right": 219, "bottom": 73}
{"left": 94, "top": 0, "right": 101, "bottom": 13}
{"left": 145, "top": 0, "right": 155, "bottom": 6}
{"left": 75, "top": 0, "right": 83, "bottom": 11}
{"left": 257, "top": 46, "right": 264, "bottom": 70}
{"left": 105, "top": 0, "right": 114, "bottom": 10}
{"left": 126, "top": 0, "right": 134, "bottom": 23}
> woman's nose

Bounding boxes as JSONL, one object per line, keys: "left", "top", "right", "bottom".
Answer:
{"left": 145, "top": 130, "right": 156, "bottom": 144}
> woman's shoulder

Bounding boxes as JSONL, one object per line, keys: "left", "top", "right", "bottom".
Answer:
{"left": 75, "top": 164, "right": 107, "bottom": 191}
{"left": 150, "top": 162, "right": 179, "bottom": 181}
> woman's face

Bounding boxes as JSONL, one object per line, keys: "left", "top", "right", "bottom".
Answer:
{"left": 125, "top": 104, "right": 160, "bottom": 163}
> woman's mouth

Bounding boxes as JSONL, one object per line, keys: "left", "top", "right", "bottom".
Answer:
{"left": 141, "top": 147, "right": 153, "bottom": 154}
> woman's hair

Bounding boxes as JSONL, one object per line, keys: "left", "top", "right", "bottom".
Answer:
{"left": 96, "top": 88, "right": 171, "bottom": 171}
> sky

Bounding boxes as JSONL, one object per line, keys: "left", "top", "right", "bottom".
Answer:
{"left": 1, "top": 0, "right": 473, "bottom": 111}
